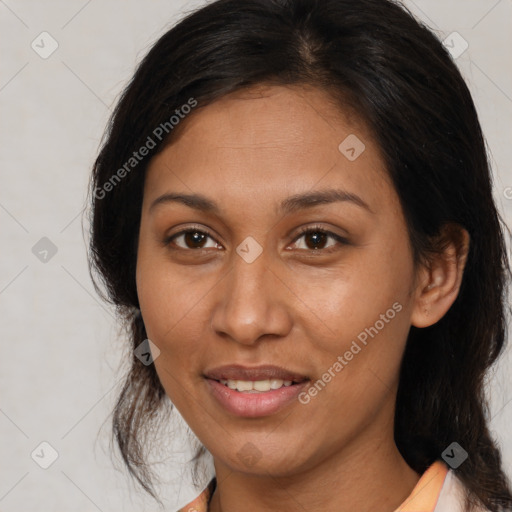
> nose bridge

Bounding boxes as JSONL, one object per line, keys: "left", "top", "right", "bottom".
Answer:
{"left": 210, "top": 242, "right": 291, "bottom": 344}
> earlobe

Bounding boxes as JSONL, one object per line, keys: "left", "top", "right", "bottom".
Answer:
{"left": 411, "top": 224, "right": 470, "bottom": 328}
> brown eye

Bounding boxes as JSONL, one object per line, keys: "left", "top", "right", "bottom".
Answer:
{"left": 291, "top": 227, "right": 348, "bottom": 252}
{"left": 303, "top": 231, "right": 328, "bottom": 250}
{"left": 165, "top": 229, "right": 220, "bottom": 250}
{"left": 184, "top": 231, "right": 207, "bottom": 248}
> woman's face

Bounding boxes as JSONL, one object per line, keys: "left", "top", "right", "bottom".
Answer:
{"left": 136, "top": 84, "right": 420, "bottom": 476}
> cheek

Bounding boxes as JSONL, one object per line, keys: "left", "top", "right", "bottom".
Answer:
{"left": 136, "top": 257, "right": 206, "bottom": 409}
{"left": 137, "top": 262, "right": 199, "bottom": 345}
{"left": 298, "top": 238, "right": 414, "bottom": 413}
{"left": 135, "top": 245, "right": 218, "bottom": 383}
{"left": 305, "top": 244, "right": 413, "bottom": 352}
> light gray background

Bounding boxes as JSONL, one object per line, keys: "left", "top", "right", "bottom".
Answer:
{"left": 1, "top": 1, "right": 511, "bottom": 511}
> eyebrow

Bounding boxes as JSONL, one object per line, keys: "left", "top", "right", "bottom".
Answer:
{"left": 149, "top": 188, "right": 373, "bottom": 215}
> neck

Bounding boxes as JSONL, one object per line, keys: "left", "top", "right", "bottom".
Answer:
{"left": 208, "top": 418, "right": 420, "bottom": 512}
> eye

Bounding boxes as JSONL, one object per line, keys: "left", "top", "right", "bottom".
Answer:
{"left": 163, "top": 224, "right": 348, "bottom": 253}
{"left": 164, "top": 227, "right": 222, "bottom": 250}
{"left": 290, "top": 225, "right": 348, "bottom": 252}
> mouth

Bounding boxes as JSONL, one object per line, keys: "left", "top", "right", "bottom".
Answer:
{"left": 203, "top": 364, "right": 310, "bottom": 417}
{"left": 215, "top": 377, "right": 305, "bottom": 393}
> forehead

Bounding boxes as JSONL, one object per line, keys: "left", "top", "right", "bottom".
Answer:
{"left": 160, "top": 83, "right": 369, "bottom": 157}
{"left": 143, "top": 84, "right": 396, "bottom": 218}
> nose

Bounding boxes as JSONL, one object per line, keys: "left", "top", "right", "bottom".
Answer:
{"left": 210, "top": 245, "right": 293, "bottom": 346}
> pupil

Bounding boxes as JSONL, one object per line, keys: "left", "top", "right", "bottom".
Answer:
{"left": 185, "top": 231, "right": 206, "bottom": 248}
{"left": 307, "top": 232, "right": 326, "bottom": 249}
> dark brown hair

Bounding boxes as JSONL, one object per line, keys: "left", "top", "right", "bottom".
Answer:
{"left": 88, "top": 0, "right": 512, "bottom": 510}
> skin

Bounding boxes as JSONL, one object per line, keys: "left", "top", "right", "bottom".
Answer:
{"left": 136, "top": 83, "right": 470, "bottom": 512}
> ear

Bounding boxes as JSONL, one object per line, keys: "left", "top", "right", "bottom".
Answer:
{"left": 411, "top": 223, "right": 470, "bottom": 328}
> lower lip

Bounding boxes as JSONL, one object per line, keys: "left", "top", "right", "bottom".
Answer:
{"left": 205, "top": 378, "right": 309, "bottom": 418}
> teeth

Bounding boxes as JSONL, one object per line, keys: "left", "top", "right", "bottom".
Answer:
{"left": 236, "top": 380, "right": 253, "bottom": 392}
{"left": 218, "top": 378, "right": 295, "bottom": 392}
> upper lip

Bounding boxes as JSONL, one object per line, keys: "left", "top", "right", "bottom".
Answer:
{"left": 204, "top": 364, "right": 309, "bottom": 382}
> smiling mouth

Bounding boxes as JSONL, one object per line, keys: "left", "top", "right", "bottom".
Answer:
{"left": 215, "top": 378, "right": 306, "bottom": 393}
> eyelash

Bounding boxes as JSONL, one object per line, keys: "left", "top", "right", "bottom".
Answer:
{"left": 163, "top": 224, "right": 348, "bottom": 253}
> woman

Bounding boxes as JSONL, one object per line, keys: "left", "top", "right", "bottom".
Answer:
{"left": 88, "top": 0, "right": 512, "bottom": 510}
